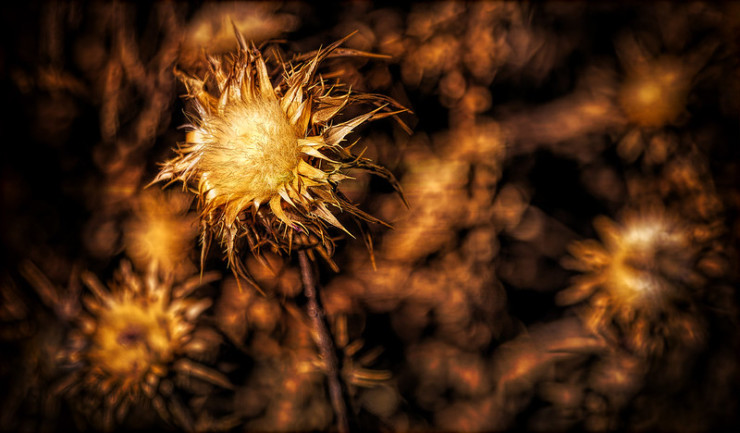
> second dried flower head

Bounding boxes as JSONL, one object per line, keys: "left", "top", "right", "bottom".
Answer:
{"left": 155, "top": 32, "right": 405, "bottom": 277}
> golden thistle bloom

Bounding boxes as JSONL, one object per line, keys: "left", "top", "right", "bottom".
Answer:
{"left": 123, "top": 189, "right": 198, "bottom": 278}
{"left": 154, "top": 32, "right": 405, "bottom": 277}
{"left": 558, "top": 206, "right": 711, "bottom": 355}
{"left": 60, "top": 261, "right": 229, "bottom": 430}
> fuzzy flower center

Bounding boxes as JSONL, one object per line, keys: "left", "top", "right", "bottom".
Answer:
{"left": 618, "top": 58, "right": 688, "bottom": 128}
{"left": 608, "top": 220, "right": 688, "bottom": 305}
{"left": 199, "top": 97, "right": 301, "bottom": 202}
{"left": 88, "top": 299, "right": 175, "bottom": 379}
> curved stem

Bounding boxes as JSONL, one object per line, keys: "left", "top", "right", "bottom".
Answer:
{"left": 297, "top": 250, "right": 351, "bottom": 433}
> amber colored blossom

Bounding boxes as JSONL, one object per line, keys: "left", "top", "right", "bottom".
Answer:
{"left": 58, "top": 262, "right": 229, "bottom": 430}
{"left": 559, "top": 205, "right": 713, "bottom": 355}
{"left": 618, "top": 55, "right": 691, "bottom": 128}
{"left": 611, "top": 28, "right": 715, "bottom": 165}
{"left": 123, "top": 189, "right": 198, "bottom": 278}
{"left": 155, "top": 31, "right": 405, "bottom": 279}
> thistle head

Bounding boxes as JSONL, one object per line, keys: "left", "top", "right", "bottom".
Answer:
{"left": 559, "top": 205, "right": 714, "bottom": 355}
{"left": 618, "top": 56, "right": 690, "bottom": 128}
{"left": 62, "top": 262, "right": 225, "bottom": 429}
{"left": 123, "top": 189, "right": 198, "bottom": 278}
{"left": 154, "top": 31, "right": 406, "bottom": 279}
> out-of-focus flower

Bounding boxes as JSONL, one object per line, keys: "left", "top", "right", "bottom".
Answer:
{"left": 618, "top": 55, "right": 690, "bottom": 129}
{"left": 155, "top": 32, "right": 405, "bottom": 278}
{"left": 612, "top": 28, "right": 716, "bottom": 165}
{"left": 181, "top": 2, "right": 299, "bottom": 70}
{"left": 56, "top": 261, "right": 229, "bottom": 430}
{"left": 559, "top": 205, "right": 717, "bottom": 355}
{"left": 123, "top": 189, "right": 198, "bottom": 278}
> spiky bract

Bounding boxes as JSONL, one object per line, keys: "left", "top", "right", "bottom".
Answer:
{"left": 618, "top": 56, "right": 690, "bottom": 128}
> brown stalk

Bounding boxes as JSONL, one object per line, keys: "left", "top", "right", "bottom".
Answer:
{"left": 297, "top": 250, "right": 351, "bottom": 433}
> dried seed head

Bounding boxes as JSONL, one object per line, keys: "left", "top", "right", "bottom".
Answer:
{"left": 618, "top": 56, "right": 690, "bottom": 128}
{"left": 123, "top": 189, "right": 197, "bottom": 278}
{"left": 154, "top": 32, "right": 406, "bottom": 279}
{"left": 60, "top": 262, "right": 227, "bottom": 429}
{"left": 559, "top": 205, "right": 715, "bottom": 355}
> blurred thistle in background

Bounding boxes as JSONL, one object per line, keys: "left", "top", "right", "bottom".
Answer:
{"left": 1, "top": 1, "right": 739, "bottom": 433}
{"left": 179, "top": 2, "right": 299, "bottom": 70}
{"left": 19, "top": 261, "right": 227, "bottom": 431}
{"left": 560, "top": 205, "right": 715, "bottom": 356}
{"left": 123, "top": 189, "right": 198, "bottom": 280}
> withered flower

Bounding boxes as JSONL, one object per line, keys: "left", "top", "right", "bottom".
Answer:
{"left": 612, "top": 32, "right": 713, "bottom": 165}
{"left": 59, "top": 261, "right": 229, "bottom": 430}
{"left": 618, "top": 55, "right": 691, "bottom": 129}
{"left": 558, "top": 205, "right": 713, "bottom": 355}
{"left": 123, "top": 189, "right": 198, "bottom": 278}
{"left": 154, "top": 31, "right": 405, "bottom": 278}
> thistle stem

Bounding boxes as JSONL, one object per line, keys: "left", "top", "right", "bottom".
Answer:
{"left": 297, "top": 250, "right": 351, "bottom": 433}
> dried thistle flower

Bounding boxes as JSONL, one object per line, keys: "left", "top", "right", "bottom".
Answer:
{"left": 558, "top": 205, "right": 715, "bottom": 355}
{"left": 123, "top": 189, "right": 198, "bottom": 278}
{"left": 155, "top": 31, "right": 405, "bottom": 278}
{"left": 58, "top": 261, "right": 229, "bottom": 430}
{"left": 618, "top": 55, "right": 691, "bottom": 129}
